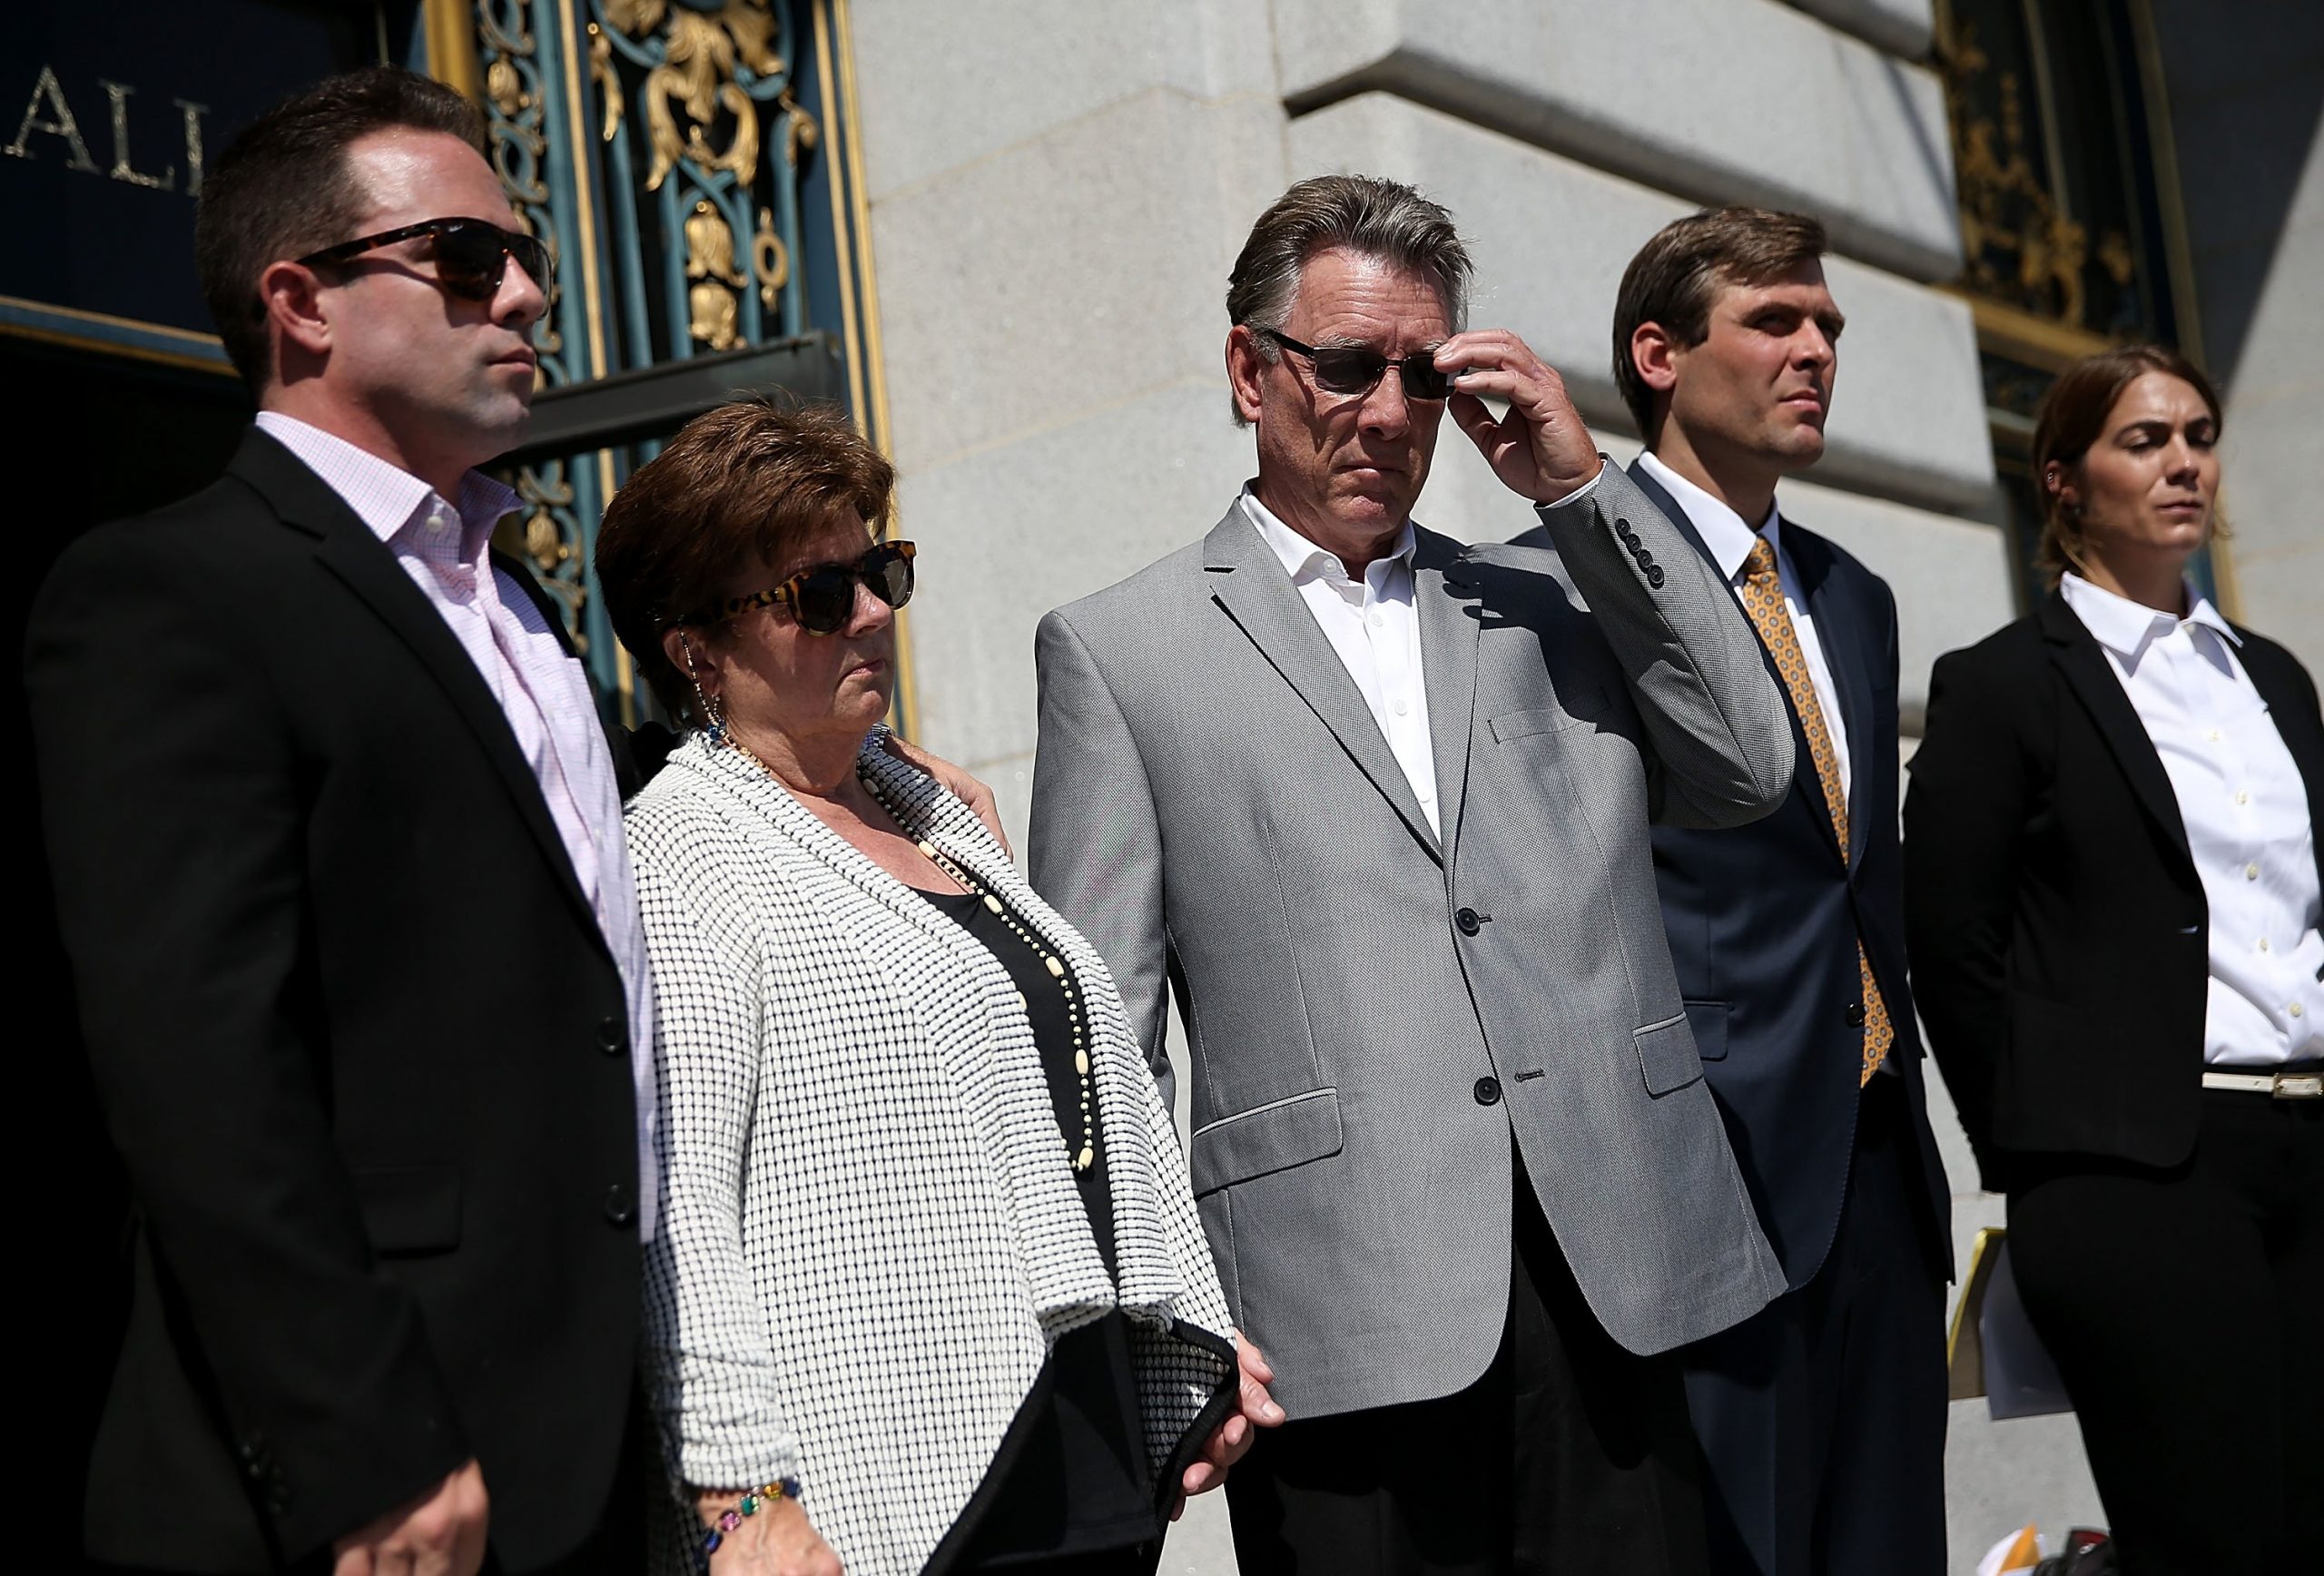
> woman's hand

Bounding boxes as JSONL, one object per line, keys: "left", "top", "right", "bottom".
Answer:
{"left": 879, "top": 733, "right": 1011, "bottom": 856}
{"left": 697, "top": 1490, "right": 842, "bottom": 1576}
{"left": 1173, "top": 1330, "right": 1285, "bottom": 1518}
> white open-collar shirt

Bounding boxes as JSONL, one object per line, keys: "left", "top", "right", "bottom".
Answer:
{"left": 2061, "top": 572, "right": 2323, "bottom": 1066}
{"left": 1638, "top": 451, "right": 1851, "bottom": 804}
{"left": 1243, "top": 487, "right": 1442, "bottom": 836}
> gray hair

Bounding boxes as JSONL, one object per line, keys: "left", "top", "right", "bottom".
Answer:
{"left": 1226, "top": 174, "right": 1473, "bottom": 425}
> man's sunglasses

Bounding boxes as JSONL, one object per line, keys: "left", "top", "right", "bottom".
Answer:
{"left": 1261, "top": 329, "right": 1458, "bottom": 401}
{"left": 683, "top": 541, "right": 917, "bottom": 635}
{"left": 297, "top": 218, "right": 553, "bottom": 303}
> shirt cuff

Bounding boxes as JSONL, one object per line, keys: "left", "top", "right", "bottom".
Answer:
{"left": 1533, "top": 457, "right": 1609, "bottom": 513}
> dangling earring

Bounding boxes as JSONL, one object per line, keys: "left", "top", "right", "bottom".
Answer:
{"left": 680, "top": 635, "right": 730, "bottom": 749}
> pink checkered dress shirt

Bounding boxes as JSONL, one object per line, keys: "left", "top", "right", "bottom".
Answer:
{"left": 255, "top": 413, "right": 658, "bottom": 1237}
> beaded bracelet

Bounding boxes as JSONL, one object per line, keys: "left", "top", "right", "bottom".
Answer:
{"left": 701, "top": 1477, "right": 803, "bottom": 1557}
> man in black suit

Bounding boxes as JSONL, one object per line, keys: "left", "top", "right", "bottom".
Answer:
{"left": 28, "top": 69, "right": 648, "bottom": 1575}
{"left": 1518, "top": 207, "right": 1953, "bottom": 1575}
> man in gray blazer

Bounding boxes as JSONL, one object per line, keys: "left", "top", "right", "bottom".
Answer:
{"left": 1029, "top": 175, "right": 1794, "bottom": 1575}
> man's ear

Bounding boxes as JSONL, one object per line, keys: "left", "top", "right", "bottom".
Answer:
{"left": 1226, "top": 324, "right": 1267, "bottom": 425}
{"left": 1630, "top": 320, "right": 1680, "bottom": 398}
{"left": 261, "top": 260, "right": 333, "bottom": 363}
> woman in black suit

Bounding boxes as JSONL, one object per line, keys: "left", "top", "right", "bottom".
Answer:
{"left": 1905, "top": 345, "right": 2321, "bottom": 1574}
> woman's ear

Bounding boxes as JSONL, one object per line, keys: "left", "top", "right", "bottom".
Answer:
{"left": 662, "top": 627, "right": 717, "bottom": 697}
{"left": 2043, "top": 465, "right": 2079, "bottom": 519}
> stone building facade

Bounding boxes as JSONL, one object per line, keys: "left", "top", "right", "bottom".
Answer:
{"left": 842, "top": 4, "right": 2319, "bottom": 1569}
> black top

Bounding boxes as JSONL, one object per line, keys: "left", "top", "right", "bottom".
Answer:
{"left": 1903, "top": 590, "right": 2324, "bottom": 1191}
{"left": 914, "top": 886, "right": 1160, "bottom": 1568}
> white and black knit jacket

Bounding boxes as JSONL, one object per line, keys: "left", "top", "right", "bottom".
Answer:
{"left": 627, "top": 729, "right": 1237, "bottom": 1576}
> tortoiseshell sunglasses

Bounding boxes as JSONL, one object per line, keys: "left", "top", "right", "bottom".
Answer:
{"left": 683, "top": 541, "right": 916, "bottom": 635}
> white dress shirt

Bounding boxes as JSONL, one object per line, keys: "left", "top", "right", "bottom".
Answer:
{"left": 255, "top": 411, "right": 660, "bottom": 1230}
{"left": 1639, "top": 452, "right": 1851, "bottom": 804}
{"left": 1243, "top": 488, "right": 1441, "bottom": 835}
{"left": 2060, "top": 574, "right": 2323, "bottom": 1066}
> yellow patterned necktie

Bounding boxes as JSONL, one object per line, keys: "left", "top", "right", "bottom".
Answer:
{"left": 1736, "top": 536, "right": 1892, "bottom": 1084}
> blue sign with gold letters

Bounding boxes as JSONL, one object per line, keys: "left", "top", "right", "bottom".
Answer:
{"left": 1, "top": 2, "right": 416, "bottom": 369}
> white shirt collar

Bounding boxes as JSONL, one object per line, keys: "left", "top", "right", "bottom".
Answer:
{"left": 255, "top": 410, "right": 519, "bottom": 557}
{"left": 2059, "top": 571, "right": 2240, "bottom": 663}
{"left": 1636, "top": 450, "right": 1780, "bottom": 580}
{"left": 1241, "top": 485, "right": 1416, "bottom": 588}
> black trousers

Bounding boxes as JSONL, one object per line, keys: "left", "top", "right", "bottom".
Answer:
{"left": 1681, "top": 1072, "right": 1950, "bottom": 1576}
{"left": 2006, "top": 1085, "right": 2323, "bottom": 1575}
{"left": 1222, "top": 1154, "right": 1708, "bottom": 1575}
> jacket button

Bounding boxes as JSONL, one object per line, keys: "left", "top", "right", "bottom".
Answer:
{"left": 1844, "top": 1000, "right": 1866, "bottom": 1027}
{"left": 604, "top": 1184, "right": 635, "bottom": 1226}
{"left": 1646, "top": 565, "right": 1666, "bottom": 588}
{"left": 1473, "top": 1076, "right": 1502, "bottom": 1106}
{"left": 596, "top": 1016, "right": 625, "bottom": 1056}
{"left": 1455, "top": 907, "right": 1482, "bottom": 936}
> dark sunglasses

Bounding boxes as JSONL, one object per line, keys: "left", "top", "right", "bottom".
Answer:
{"left": 297, "top": 217, "right": 554, "bottom": 303}
{"left": 684, "top": 541, "right": 917, "bottom": 635}
{"left": 1262, "top": 329, "right": 1458, "bottom": 401}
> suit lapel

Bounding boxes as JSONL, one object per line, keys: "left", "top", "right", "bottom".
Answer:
{"left": 1414, "top": 528, "right": 1480, "bottom": 862}
{"left": 1630, "top": 462, "right": 1843, "bottom": 861}
{"left": 1789, "top": 525, "right": 1875, "bottom": 873}
{"left": 2238, "top": 632, "right": 2324, "bottom": 900}
{"left": 2039, "top": 592, "right": 2191, "bottom": 862}
{"left": 232, "top": 430, "right": 604, "bottom": 933}
{"left": 1203, "top": 506, "right": 1442, "bottom": 860}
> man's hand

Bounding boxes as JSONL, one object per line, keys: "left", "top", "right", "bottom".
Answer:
{"left": 1435, "top": 330, "right": 1604, "bottom": 504}
{"left": 332, "top": 1461, "right": 488, "bottom": 1576}
{"left": 880, "top": 732, "right": 1012, "bottom": 856}
{"left": 1173, "top": 1331, "right": 1285, "bottom": 1519}
{"left": 698, "top": 1491, "right": 843, "bottom": 1576}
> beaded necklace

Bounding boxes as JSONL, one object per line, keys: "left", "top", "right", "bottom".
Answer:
{"left": 903, "top": 831, "right": 1097, "bottom": 1174}
{"left": 734, "top": 739, "right": 1095, "bottom": 1176}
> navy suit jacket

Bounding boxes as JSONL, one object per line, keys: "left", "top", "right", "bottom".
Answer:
{"left": 1517, "top": 460, "right": 1950, "bottom": 1289}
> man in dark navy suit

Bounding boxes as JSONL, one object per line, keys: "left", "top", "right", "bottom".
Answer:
{"left": 1517, "top": 207, "right": 1953, "bottom": 1576}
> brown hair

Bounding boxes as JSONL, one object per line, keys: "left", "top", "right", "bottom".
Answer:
{"left": 2031, "top": 344, "right": 2225, "bottom": 586}
{"left": 1225, "top": 174, "right": 1473, "bottom": 426}
{"left": 596, "top": 399, "right": 896, "bottom": 724}
{"left": 195, "top": 66, "right": 485, "bottom": 390}
{"left": 1611, "top": 206, "right": 1828, "bottom": 438}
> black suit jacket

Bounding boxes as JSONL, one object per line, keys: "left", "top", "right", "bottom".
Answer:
{"left": 1902, "top": 590, "right": 2324, "bottom": 1191}
{"left": 1515, "top": 464, "right": 1951, "bottom": 1287}
{"left": 26, "top": 429, "right": 641, "bottom": 1571}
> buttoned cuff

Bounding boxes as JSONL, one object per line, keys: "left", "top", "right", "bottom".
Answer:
{"left": 1534, "top": 456, "right": 1609, "bottom": 513}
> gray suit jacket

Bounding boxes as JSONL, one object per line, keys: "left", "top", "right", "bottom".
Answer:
{"left": 1028, "top": 465, "right": 1793, "bottom": 1417}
